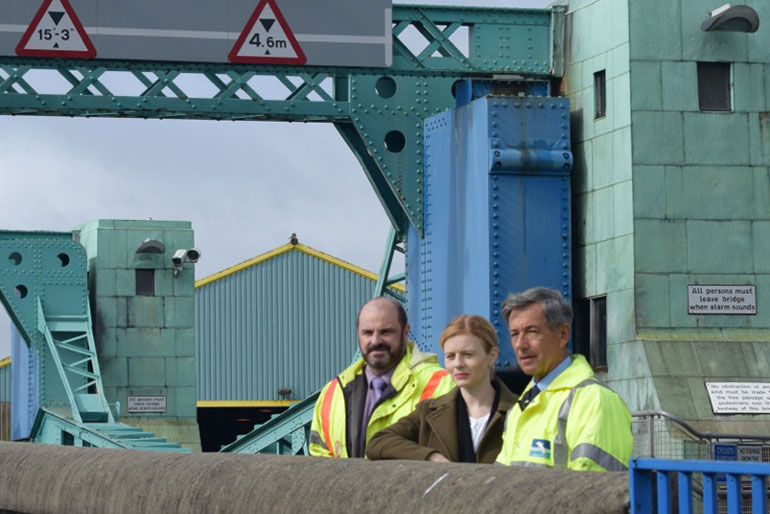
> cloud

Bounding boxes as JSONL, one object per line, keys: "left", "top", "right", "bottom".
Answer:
{"left": 0, "top": 117, "right": 397, "bottom": 358}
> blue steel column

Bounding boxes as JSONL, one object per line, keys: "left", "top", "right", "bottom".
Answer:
{"left": 408, "top": 95, "right": 572, "bottom": 369}
{"left": 488, "top": 97, "right": 572, "bottom": 366}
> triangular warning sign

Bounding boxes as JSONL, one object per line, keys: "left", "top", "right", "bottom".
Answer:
{"left": 229, "top": 0, "right": 306, "bottom": 65}
{"left": 16, "top": 0, "right": 96, "bottom": 58}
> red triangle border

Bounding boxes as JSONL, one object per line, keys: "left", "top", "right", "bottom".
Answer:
{"left": 16, "top": 0, "right": 96, "bottom": 58}
{"left": 228, "top": 0, "right": 306, "bottom": 65}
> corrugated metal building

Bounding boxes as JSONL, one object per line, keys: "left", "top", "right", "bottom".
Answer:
{"left": 195, "top": 241, "right": 403, "bottom": 451}
{"left": 0, "top": 357, "right": 10, "bottom": 441}
{"left": 196, "top": 241, "right": 403, "bottom": 404}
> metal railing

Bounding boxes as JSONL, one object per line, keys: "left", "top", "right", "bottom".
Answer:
{"left": 633, "top": 411, "right": 770, "bottom": 461}
{"left": 632, "top": 411, "right": 770, "bottom": 513}
{"left": 631, "top": 458, "right": 770, "bottom": 514}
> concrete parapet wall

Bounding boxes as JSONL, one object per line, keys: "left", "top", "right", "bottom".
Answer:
{"left": 0, "top": 441, "right": 629, "bottom": 514}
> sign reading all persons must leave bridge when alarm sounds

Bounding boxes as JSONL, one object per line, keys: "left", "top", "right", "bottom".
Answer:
{"left": 687, "top": 285, "right": 756, "bottom": 315}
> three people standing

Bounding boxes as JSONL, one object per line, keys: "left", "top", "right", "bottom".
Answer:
{"left": 312, "top": 287, "right": 633, "bottom": 471}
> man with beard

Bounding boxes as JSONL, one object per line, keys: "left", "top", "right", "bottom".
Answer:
{"left": 309, "top": 297, "right": 455, "bottom": 458}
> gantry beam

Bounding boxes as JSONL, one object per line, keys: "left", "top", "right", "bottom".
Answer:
{"left": 0, "top": 5, "right": 564, "bottom": 235}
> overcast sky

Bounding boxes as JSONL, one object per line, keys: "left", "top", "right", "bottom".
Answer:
{"left": 0, "top": 0, "right": 550, "bottom": 359}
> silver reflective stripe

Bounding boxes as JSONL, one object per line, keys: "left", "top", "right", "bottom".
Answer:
{"left": 570, "top": 443, "right": 628, "bottom": 471}
{"left": 309, "top": 430, "right": 327, "bottom": 450}
{"left": 553, "top": 378, "right": 602, "bottom": 469}
{"left": 507, "top": 461, "right": 549, "bottom": 469}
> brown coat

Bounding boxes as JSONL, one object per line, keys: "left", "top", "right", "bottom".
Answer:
{"left": 365, "top": 378, "right": 518, "bottom": 463}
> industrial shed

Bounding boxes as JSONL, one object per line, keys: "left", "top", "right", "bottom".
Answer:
{"left": 195, "top": 240, "right": 403, "bottom": 450}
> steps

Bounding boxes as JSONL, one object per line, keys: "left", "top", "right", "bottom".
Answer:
{"left": 84, "top": 423, "right": 189, "bottom": 452}
{"left": 219, "top": 393, "right": 318, "bottom": 454}
{"left": 37, "top": 301, "right": 190, "bottom": 453}
{"left": 37, "top": 299, "right": 113, "bottom": 424}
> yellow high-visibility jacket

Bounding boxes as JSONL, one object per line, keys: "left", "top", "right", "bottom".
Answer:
{"left": 495, "top": 355, "right": 632, "bottom": 471}
{"left": 309, "top": 342, "right": 455, "bottom": 458}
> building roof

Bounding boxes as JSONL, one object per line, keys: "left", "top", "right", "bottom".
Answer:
{"left": 195, "top": 242, "right": 405, "bottom": 292}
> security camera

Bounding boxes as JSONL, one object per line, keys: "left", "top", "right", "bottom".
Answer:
{"left": 171, "top": 248, "right": 202, "bottom": 277}
{"left": 185, "top": 248, "right": 201, "bottom": 263}
{"left": 172, "top": 249, "right": 186, "bottom": 266}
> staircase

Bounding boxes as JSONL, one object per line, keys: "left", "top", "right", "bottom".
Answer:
{"left": 36, "top": 298, "right": 189, "bottom": 452}
{"left": 37, "top": 298, "right": 113, "bottom": 424}
{"left": 86, "top": 423, "right": 190, "bottom": 452}
{"left": 220, "top": 392, "right": 318, "bottom": 454}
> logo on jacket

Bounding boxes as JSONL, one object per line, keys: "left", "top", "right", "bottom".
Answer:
{"left": 529, "top": 439, "right": 551, "bottom": 459}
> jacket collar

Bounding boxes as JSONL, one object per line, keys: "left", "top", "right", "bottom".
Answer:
{"left": 423, "top": 378, "right": 517, "bottom": 462}
{"left": 521, "top": 354, "right": 594, "bottom": 396}
{"left": 337, "top": 341, "right": 440, "bottom": 389}
{"left": 426, "top": 377, "right": 517, "bottom": 411}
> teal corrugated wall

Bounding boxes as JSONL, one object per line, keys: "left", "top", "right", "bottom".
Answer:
{"left": 195, "top": 249, "right": 378, "bottom": 402}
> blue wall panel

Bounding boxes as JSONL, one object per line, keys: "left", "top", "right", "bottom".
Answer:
{"left": 11, "top": 323, "right": 38, "bottom": 440}
{"left": 409, "top": 95, "right": 572, "bottom": 369}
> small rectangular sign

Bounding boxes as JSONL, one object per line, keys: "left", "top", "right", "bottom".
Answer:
{"left": 738, "top": 445, "right": 762, "bottom": 462}
{"left": 713, "top": 444, "right": 736, "bottom": 482}
{"left": 706, "top": 382, "right": 770, "bottom": 414}
{"left": 127, "top": 395, "right": 166, "bottom": 413}
{"left": 687, "top": 285, "right": 756, "bottom": 315}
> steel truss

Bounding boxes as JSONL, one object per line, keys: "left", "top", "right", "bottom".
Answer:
{"left": 0, "top": 4, "right": 562, "bottom": 236}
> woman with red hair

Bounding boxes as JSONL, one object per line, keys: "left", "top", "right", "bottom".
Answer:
{"left": 366, "top": 315, "right": 517, "bottom": 463}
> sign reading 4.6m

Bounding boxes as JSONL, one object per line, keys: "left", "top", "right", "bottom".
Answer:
{"left": 16, "top": 0, "right": 96, "bottom": 58}
{"left": 249, "top": 33, "right": 287, "bottom": 51}
{"left": 229, "top": 0, "right": 305, "bottom": 65}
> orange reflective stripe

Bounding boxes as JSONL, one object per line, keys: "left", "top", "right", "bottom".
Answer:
{"left": 321, "top": 379, "right": 339, "bottom": 457}
{"left": 419, "top": 370, "right": 449, "bottom": 401}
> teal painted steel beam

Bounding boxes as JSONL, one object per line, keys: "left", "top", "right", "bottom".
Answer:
{"left": 0, "top": 4, "right": 562, "bottom": 236}
{"left": 373, "top": 227, "right": 406, "bottom": 303}
{"left": 220, "top": 393, "right": 318, "bottom": 454}
{"left": 335, "top": 122, "right": 408, "bottom": 236}
{"left": 30, "top": 409, "right": 190, "bottom": 452}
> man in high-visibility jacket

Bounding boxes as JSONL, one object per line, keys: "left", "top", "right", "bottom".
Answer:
{"left": 309, "top": 297, "right": 454, "bottom": 458}
{"left": 495, "top": 287, "right": 632, "bottom": 471}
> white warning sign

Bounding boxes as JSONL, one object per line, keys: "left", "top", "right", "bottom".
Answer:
{"left": 706, "top": 382, "right": 770, "bottom": 414}
{"left": 687, "top": 285, "right": 756, "bottom": 315}
{"left": 229, "top": 0, "right": 306, "bottom": 65}
{"left": 16, "top": 0, "right": 95, "bottom": 58}
{"left": 127, "top": 396, "right": 167, "bottom": 413}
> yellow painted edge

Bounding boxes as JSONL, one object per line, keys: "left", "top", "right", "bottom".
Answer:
{"left": 293, "top": 243, "right": 406, "bottom": 293}
{"left": 195, "top": 242, "right": 406, "bottom": 293}
{"left": 0, "top": 357, "right": 9, "bottom": 369}
{"left": 197, "top": 400, "right": 298, "bottom": 408}
{"left": 195, "top": 243, "right": 294, "bottom": 288}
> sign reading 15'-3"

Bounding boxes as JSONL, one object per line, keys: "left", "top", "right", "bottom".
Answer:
{"left": 0, "top": 0, "right": 392, "bottom": 67}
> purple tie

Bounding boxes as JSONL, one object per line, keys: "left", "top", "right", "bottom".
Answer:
{"left": 365, "top": 377, "right": 387, "bottom": 423}
{"left": 370, "top": 377, "right": 387, "bottom": 407}
{"left": 359, "top": 376, "right": 388, "bottom": 454}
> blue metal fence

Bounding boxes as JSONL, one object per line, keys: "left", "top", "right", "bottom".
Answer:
{"left": 630, "top": 458, "right": 770, "bottom": 514}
